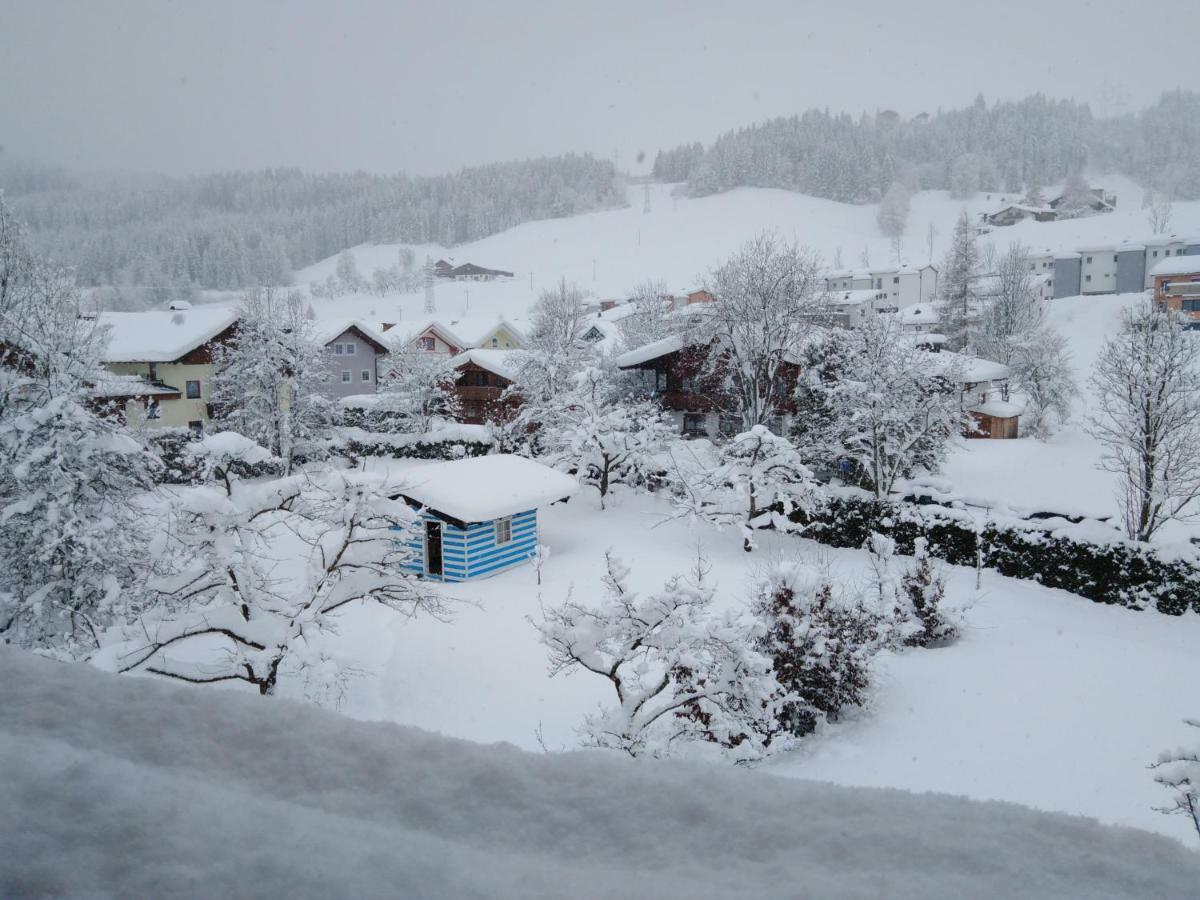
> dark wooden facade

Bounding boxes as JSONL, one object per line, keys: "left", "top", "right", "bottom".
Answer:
{"left": 454, "top": 362, "right": 520, "bottom": 425}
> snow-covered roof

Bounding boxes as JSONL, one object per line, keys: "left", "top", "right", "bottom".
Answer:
{"left": 89, "top": 373, "right": 181, "bottom": 398}
{"left": 450, "top": 348, "right": 521, "bottom": 382}
{"left": 925, "top": 351, "right": 1010, "bottom": 383}
{"left": 970, "top": 399, "right": 1024, "bottom": 418}
{"left": 614, "top": 333, "right": 687, "bottom": 368}
{"left": 98, "top": 308, "right": 239, "bottom": 363}
{"left": 398, "top": 454, "right": 578, "bottom": 522}
{"left": 442, "top": 315, "right": 528, "bottom": 347}
{"left": 898, "top": 305, "right": 940, "bottom": 326}
{"left": 1150, "top": 255, "right": 1200, "bottom": 277}
{"left": 311, "top": 318, "right": 390, "bottom": 351}
{"left": 828, "top": 290, "right": 881, "bottom": 307}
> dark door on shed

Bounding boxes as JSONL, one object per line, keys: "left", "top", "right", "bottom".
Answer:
{"left": 425, "top": 520, "right": 443, "bottom": 576}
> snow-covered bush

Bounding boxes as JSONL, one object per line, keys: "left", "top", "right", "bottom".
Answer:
{"left": 895, "top": 538, "right": 959, "bottom": 648}
{"left": 534, "top": 553, "right": 781, "bottom": 759}
{"left": 750, "top": 562, "right": 882, "bottom": 741}
{"left": 145, "top": 427, "right": 284, "bottom": 485}
{"left": 671, "top": 426, "right": 818, "bottom": 551}
{"left": 1152, "top": 719, "right": 1200, "bottom": 842}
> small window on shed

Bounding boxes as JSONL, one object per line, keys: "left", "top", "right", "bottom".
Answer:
{"left": 495, "top": 516, "right": 513, "bottom": 545}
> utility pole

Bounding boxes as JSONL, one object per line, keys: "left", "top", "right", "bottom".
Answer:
{"left": 643, "top": 183, "right": 651, "bottom": 214}
{"left": 423, "top": 256, "right": 436, "bottom": 314}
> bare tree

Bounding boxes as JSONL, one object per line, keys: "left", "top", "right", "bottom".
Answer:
{"left": 1088, "top": 304, "right": 1200, "bottom": 542}
{"left": 974, "top": 243, "right": 1045, "bottom": 366}
{"left": 691, "top": 233, "right": 827, "bottom": 431}
{"left": 1145, "top": 191, "right": 1174, "bottom": 235}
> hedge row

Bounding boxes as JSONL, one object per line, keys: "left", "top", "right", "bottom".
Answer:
{"left": 340, "top": 435, "right": 493, "bottom": 461}
{"left": 793, "top": 495, "right": 1200, "bottom": 616}
{"left": 145, "top": 428, "right": 284, "bottom": 485}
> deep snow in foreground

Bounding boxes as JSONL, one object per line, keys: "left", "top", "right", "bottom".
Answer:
{"left": 4, "top": 649, "right": 1198, "bottom": 900}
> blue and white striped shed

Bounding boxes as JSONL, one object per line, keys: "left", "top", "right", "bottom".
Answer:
{"left": 394, "top": 454, "right": 578, "bottom": 582}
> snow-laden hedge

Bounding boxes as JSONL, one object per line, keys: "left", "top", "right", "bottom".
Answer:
{"left": 793, "top": 495, "right": 1200, "bottom": 616}
{"left": 336, "top": 425, "right": 493, "bottom": 461}
{"left": 146, "top": 428, "right": 284, "bottom": 485}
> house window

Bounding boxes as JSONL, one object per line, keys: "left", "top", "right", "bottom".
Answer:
{"left": 718, "top": 414, "right": 740, "bottom": 437}
{"left": 185, "top": 380, "right": 201, "bottom": 399}
{"left": 893, "top": 276, "right": 899, "bottom": 284}
{"left": 419, "top": 336, "right": 436, "bottom": 351}
{"left": 344, "top": 341, "right": 356, "bottom": 355}
{"left": 1113, "top": 255, "right": 1118, "bottom": 263}
{"left": 333, "top": 343, "right": 344, "bottom": 355}
{"left": 491, "top": 337, "right": 499, "bottom": 348}
{"left": 187, "top": 420, "right": 203, "bottom": 436}
{"left": 361, "top": 369, "right": 371, "bottom": 382}
{"left": 1086, "top": 256, "right": 1092, "bottom": 263}
{"left": 683, "top": 413, "right": 707, "bottom": 436}
{"left": 767, "top": 415, "right": 785, "bottom": 436}
{"left": 655, "top": 370, "right": 669, "bottom": 392}
{"left": 1153, "top": 250, "right": 1159, "bottom": 257}
{"left": 1183, "top": 299, "right": 1200, "bottom": 312}
{"left": 495, "top": 516, "right": 513, "bottom": 546}
{"left": 680, "top": 376, "right": 698, "bottom": 393}
{"left": 1085, "top": 275, "right": 1092, "bottom": 282}
{"left": 464, "top": 401, "right": 479, "bottom": 419}
{"left": 341, "top": 370, "right": 351, "bottom": 383}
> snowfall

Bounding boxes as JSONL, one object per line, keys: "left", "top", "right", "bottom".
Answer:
{"left": 8, "top": 175, "right": 1200, "bottom": 894}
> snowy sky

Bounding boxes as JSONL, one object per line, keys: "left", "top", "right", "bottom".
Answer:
{"left": 2, "top": 0, "right": 1196, "bottom": 177}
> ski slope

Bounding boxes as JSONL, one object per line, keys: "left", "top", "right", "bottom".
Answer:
{"left": 6, "top": 647, "right": 1199, "bottom": 899}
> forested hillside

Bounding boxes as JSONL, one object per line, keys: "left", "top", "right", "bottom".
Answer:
{"left": 660, "top": 91, "right": 1200, "bottom": 203}
{"left": 0, "top": 154, "right": 621, "bottom": 294}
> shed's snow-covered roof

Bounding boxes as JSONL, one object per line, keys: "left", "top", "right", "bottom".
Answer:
{"left": 311, "top": 318, "right": 390, "bottom": 351}
{"left": 98, "top": 308, "right": 239, "bottom": 363}
{"left": 399, "top": 454, "right": 577, "bottom": 522}
{"left": 1151, "top": 255, "right": 1200, "bottom": 277}
{"left": 971, "top": 399, "right": 1024, "bottom": 418}
{"left": 615, "top": 333, "right": 687, "bottom": 368}
{"left": 450, "top": 348, "right": 521, "bottom": 382}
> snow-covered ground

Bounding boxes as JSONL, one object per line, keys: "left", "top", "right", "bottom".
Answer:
{"left": 268, "top": 468, "right": 1200, "bottom": 846}
{"left": 7, "top": 646, "right": 1200, "bottom": 899}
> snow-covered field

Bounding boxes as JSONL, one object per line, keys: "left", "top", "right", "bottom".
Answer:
{"left": 7, "top": 647, "right": 1200, "bottom": 899}
{"left": 270, "top": 469, "right": 1200, "bottom": 846}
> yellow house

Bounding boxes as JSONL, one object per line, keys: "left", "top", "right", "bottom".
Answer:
{"left": 382, "top": 315, "right": 527, "bottom": 356}
{"left": 97, "top": 305, "right": 239, "bottom": 429}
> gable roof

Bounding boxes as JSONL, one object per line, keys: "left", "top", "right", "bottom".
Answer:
{"left": 398, "top": 454, "right": 577, "bottom": 522}
{"left": 449, "top": 348, "right": 521, "bottom": 382}
{"left": 614, "top": 333, "right": 688, "bottom": 368}
{"left": 1151, "top": 254, "right": 1200, "bottom": 278}
{"left": 311, "top": 319, "right": 390, "bottom": 353}
{"left": 98, "top": 307, "right": 240, "bottom": 363}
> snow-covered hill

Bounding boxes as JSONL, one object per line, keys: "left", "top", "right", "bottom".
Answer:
{"left": 5, "top": 647, "right": 1198, "bottom": 899}
{"left": 282, "top": 172, "right": 1199, "bottom": 326}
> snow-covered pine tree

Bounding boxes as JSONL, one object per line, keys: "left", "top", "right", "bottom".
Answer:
{"left": 532, "top": 366, "right": 674, "bottom": 509}
{"left": 935, "top": 211, "right": 983, "bottom": 351}
{"left": 114, "top": 435, "right": 448, "bottom": 699}
{"left": 534, "top": 553, "right": 781, "bottom": 759}
{"left": 1087, "top": 304, "right": 1200, "bottom": 542}
{"left": 896, "top": 538, "right": 958, "bottom": 648}
{"left": 672, "top": 425, "right": 818, "bottom": 551}
{"left": 210, "top": 287, "right": 333, "bottom": 472}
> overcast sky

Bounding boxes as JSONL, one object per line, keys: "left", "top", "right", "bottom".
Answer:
{"left": 2, "top": 0, "right": 1196, "bottom": 177}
